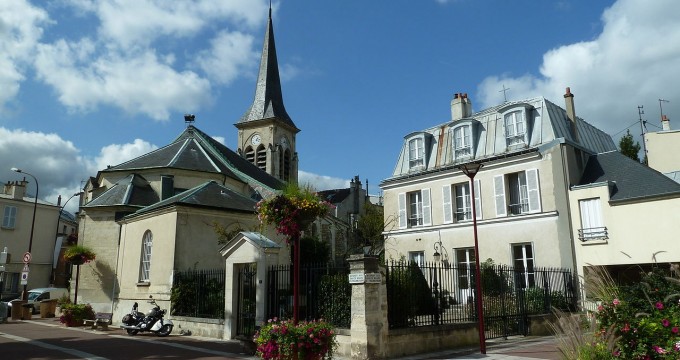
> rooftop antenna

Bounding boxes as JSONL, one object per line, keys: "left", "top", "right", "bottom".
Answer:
{"left": 499, "top": 84, "right": 510, "bottom": 102}
{"left": 184, "top": 114, "right": 195, "bottom": 125}
{"left": 638, "top": 105, "right": 647, "bottom": 160}
{"left": 659, "top": 98, "right": 670, "bottom": 122}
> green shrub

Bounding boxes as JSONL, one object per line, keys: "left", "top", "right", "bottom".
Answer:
{"left": 387, "top": 261, "right": 437, "bottom": 327}
{"left": 318, "top": 274, "right": 351, "bottom": 328}
{"left": 59, "top": 303, "right": 95, "bottom": 327}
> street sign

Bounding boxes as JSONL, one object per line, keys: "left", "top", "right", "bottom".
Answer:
{"left": 22, "top": 264, "right": 29, "bottom": 272}
{"left": 23, "top": 252, "right": 31, "bottom": 263}
{"left": 21, "top": 271, "right": 29, "bottom": 285}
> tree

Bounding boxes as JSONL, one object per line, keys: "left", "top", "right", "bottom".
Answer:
{"left": 619, "top": 129, "right": 641, "bottom": 162}
{"left": 356, "top": 203, "right": 385, "bottom": 251}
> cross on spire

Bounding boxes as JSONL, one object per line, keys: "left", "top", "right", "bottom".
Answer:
{"left": 499, "top": 85, "right": 510, "bottom": 102}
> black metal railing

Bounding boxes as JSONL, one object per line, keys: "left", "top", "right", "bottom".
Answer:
{"left": 385, "top": 260, "right": 577, "bottom": 334}
{"left": 266, "top": 262, "right": 350, "bottom": 328}
{"left": 170, "top": 268, "right": 225, "bottom": 319}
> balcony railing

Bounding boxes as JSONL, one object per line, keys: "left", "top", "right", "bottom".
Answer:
{"left": 578, "top": 227, "right": 608, "bottom": 241}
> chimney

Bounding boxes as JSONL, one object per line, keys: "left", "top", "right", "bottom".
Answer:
{"left": 564, "top": 87, "right": 579, "bottom": 143}
{"left": 451, "top": 93, "right": 472, "bottom": 121}
{"left": 4, "top": 180, "right": 27, "bottom": 200}
{"left": 662, "top": 114, "right": 671, "bottom": 131}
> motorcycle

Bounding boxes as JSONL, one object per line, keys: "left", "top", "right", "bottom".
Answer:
{"left": 120, "top": 296, "right": 173, "bottom": 337}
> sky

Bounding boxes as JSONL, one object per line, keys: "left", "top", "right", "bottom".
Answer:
{"left": 1, "top": 0, "right": 680, "bottom": 214}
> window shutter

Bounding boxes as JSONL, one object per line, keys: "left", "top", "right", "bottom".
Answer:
{"left": 474, "top": 179, "right": 482, "bottom": 220}
{"left": 442, "top": 185, "right": 453, "bottom": 224}
{"left": 398, "top": 192, "right": 407, "bottom": 229}
{"left": 494, "top": 175, "right": 507, "bottom": 217}
{"left": 421, "top": 188, "right": 432, "bottom": 226}
{"left": 526, "top": 169, "right": 541, "bottom": 212}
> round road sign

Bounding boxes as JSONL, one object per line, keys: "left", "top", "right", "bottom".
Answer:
{"left": 23, "top": 252, "right": 32, "bottom": 263}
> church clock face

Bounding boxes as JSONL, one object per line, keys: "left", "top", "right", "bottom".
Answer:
{"left": 251, "top": 134, "right": 261, "bottom": 146}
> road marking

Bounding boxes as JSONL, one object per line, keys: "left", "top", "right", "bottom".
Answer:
{"left": 0, "top": 331, "right": 109, "bottom": 360}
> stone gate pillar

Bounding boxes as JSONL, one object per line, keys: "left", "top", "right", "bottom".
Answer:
{"left": 348, "top": 254, "right": 388, "bottom": 359}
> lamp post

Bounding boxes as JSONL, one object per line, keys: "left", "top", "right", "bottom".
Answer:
{"left": 458, "top": 162, "right": 486, "bottom": 354}
{"left": 50, "top": 192, "right": 83, "bottom": 286}
{"left": 11, "top": 167, "right": 39, "bottom": 301}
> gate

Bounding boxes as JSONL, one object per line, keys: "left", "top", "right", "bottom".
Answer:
{"left": 482, "top": 266, "right": 528, "bottom": 340}
{"left": 236, "top": 263, "right": 257, "bottom": 337}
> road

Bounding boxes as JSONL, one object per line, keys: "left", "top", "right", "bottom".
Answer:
{"left": 0, "top": 318, "right": 258, "bottom": 360}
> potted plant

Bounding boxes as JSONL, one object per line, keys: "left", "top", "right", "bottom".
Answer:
{"left": 59, "top": 302, "right": 95, "bottom": 327}
{"left": 63, "top": 245, "right": 96, "bottom": 265}
{"left": 254, "top": 318, "right": 337, "bottom": 360}
{"left": 256, "top": 184, "right": 334, "bottom": 242}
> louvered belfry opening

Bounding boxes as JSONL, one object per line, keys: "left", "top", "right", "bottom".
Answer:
{"left": 245, "top": 146, "right": 255, "bottom": 165}
{"left": 256, "top": 144, "right": 267, "bottom": 171}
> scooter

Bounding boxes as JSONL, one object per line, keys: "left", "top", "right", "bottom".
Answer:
{"left": 120, "top": 296, "right": 173, "bottom": 337}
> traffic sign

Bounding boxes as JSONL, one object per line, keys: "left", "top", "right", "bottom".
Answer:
{"left": 22, "top": 264, "right": 29, "bottom": 272}
{"left": 23, "top": 252, "right": 31, "bottom": 263}
{"left": 21, "top": 271, "right": 29, "bottom": 285}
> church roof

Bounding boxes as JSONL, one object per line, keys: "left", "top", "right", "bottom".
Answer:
{"left": 84, "top": 174, "right": 159, "bottom": 208}
{"left": 131, "top": 180, "right": 257, "bottom": 216}
{"left": 237, "top": 9, "right": 297, "bottom": 131}
{"left": 103, "top": 125, "right": 284, "bottom": 191}
{"left": 578, "top": 151, "right": 680, "bottom": 203}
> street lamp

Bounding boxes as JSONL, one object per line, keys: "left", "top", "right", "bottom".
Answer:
{"left": 11, "top": 167, "right": 39, "bottom": 302}
{"left": 50, "top": 192, "right": 83, "bottom": 286}
{"left": 458, "top": 162, "right": 486, "bottom": 354}
{"left": 433, "top": 231, "right": 443, "bottom": 263}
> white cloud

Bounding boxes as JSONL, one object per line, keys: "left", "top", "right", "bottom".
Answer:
{"left": 476, "top": 0, "right": 680, "bottom": 139}
{"left": 0, "top": 0, "right": 49, "bottom": 113}
{"left": 95, "top": 139, "right": 158, "bottom": 170}
{"left": 298, "top": 170, "right": 350, "bottom": 191}
{"left": 195, "top": 30, "right": 258, "bottom": 85}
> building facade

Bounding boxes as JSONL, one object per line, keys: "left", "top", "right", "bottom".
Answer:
{"left": 380, "top": 89, "right": 616, "bottom": 286}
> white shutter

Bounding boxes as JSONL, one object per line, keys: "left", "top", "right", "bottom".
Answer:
{"left": 398, "top": 193, "right": 407, "bottom": 229}
{"left": 421, "top": 188, "right": 432, "bottom": 226}
{"left": 494, "top": 175, "right": 507, "bottom": 217}
{"left": 442, "top": 185, "right": 453, "bottom": 224}
{"left": 474, "top": 179, "right": 482, "bottom": 220}
{"left": 526, "top": 169, "right": 541, "bottom": 212}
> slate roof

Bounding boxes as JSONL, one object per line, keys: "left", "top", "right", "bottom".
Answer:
{"left": 103, "top": 125, "right": 284, "bottom": 191}
{"left": 578, "top": 151, "right": 680, "bottom": 203}
{"left": 318, "top": 188, "right": 351, "bottom": 204}
{"left": 84, "top": 174, "right": 159, "bottom": 208}
{"left": 238, "top": 9, "right": 297, "bottom": 131}
{"left": 130, "top": 181, "right": 258, "bottom": 217}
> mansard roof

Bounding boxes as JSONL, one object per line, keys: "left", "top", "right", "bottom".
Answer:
{"left": 103, "top": 125, "right": 284, "bottom": 191}
{"left": 386, "top": 96, "right": 617, "bottom": 181}
{"left": 237, "top": 9, "right": 297, "bottom": 131}
{"left": 578, "top": 151, "right": 680, "bottom": 203}
{"left": 130, "top": 180, "right": 257, "bottom": 217}
{"left": 84, "top": 174, "right": 159, "bottom": 208}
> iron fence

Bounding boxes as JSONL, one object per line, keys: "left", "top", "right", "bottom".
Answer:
{"left": 171, "top": 268, "right": 225, "bottom": 318}
{"left": 266, "top": 262, "right": 351, "bottom": 328}
{"left": 385, "top": 260, "right": 577, "bottom": 334}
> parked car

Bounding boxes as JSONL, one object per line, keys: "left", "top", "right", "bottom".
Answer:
{"left": 6, "top": 287, "right": 69, "bottom": 315}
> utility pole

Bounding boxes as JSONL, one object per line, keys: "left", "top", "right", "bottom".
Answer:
{"left": 638, "top": 105, "right": 647, "bottom": 162}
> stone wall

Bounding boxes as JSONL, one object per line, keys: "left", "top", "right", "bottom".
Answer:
{"left": 169, "top": 316, "right": 224, "bottom": 339}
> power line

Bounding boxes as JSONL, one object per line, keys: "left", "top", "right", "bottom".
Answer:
{"left": 609, "top": 120, "right": 640, "bottom": 137}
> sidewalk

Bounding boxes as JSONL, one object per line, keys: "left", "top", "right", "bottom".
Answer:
{"left": 389, "top": 336, "right": 561, "bottom": 360}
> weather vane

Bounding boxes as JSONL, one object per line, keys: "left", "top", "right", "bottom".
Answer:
{"left": 184, "top": 114, "right": 195, "bottom": 125}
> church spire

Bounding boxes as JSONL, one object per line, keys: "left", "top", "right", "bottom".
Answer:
{"left": 238, "top": 7, "right": 297, "bottom": 131}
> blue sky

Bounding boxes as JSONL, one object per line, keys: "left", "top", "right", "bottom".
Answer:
{"left": 1, "top": 0, "right": 679, "bottom": 213}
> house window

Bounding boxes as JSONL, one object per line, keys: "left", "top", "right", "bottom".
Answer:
{"left": 408, "top": 137, "right": 424, "bottom": 168}
{"left": 505, "top": 110, "right": 526, "bottom": 146}
{"left": 453, "top": 125, "right": 472, "bottom": 158}
{"left": 139, "top": 230, "right": 153, "bottom": 283}
{"left": 398, "top": 189, "right": 431, "bottom": 229}
{"left": 512, "top": 243, "right": 535, "bottom": 288}
{"left": 409, "top": 251, "right": 425, "bottom": 267}
{"left": 578, "top": 198, "right": 607, "bottom": 241}
{"left": 456, "top": 248, "right": 475, "bottom": 289}
{"left": 493, "top": 169, "right": 541, "bottom": 217}
{"left": 443, "top": 180, "right": 482, "bottom": 224}
{"left": 2, "top": 206, "right": 17, "bottom": 229}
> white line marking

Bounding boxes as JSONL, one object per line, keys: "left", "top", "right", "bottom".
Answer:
{"left": 0, "top": 331, "right": 109, "bottom": 360}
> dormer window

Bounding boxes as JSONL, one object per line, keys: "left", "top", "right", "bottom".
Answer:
{"left": 504, "top": 109, "right": 527, "bottom": 146}
{"left": 408, "top": 137, "right": 425, "bottom": 169}
{"left": 453, "top": 125, "right": 472, "bottom": 158}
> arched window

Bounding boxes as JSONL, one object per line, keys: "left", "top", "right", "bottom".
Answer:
{"left": 244, "top": 146, "right": 255, "bottom": 165}
{"left": 139, "top": 230, "right": 153, "bottom": 283}
{"left": 283, "top": 149, "right": 291, "bottom": 181}
{"left": 256, "top": 144, "right": 267, "bottom": 171}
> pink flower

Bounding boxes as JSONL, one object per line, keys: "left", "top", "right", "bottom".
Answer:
{"left": 598, "top": 305, "right": 604, "bottom": 311}
{"left": 672, "top": 326, "right": 679, "bottom": 334}
{"left": 662, "top": 319, "right": 670, "bottom": 327}
{"left": 656, "top": 302, "right": 664, "bottom": 310}
{"left": 612, "top": 298, "right": 620, "bottom": 306}
{"left": 652, "top": 345, "right": 666, "bottom": 354}
{"left": 621, "top": 323, "right": 630, "bottom": 333}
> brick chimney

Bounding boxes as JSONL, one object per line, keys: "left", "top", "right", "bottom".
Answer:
{"left": 564, "top": 87, "right": 578, "bottom": 143}
{"left": 451, "top": 93, "right": 472, "bottom": 121}
{"left": 662, "top": 114, "right": 671, "bottom": 131}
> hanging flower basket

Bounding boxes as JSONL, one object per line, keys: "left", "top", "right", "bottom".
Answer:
{"left": 63, "top": 245, "right": 96, "bottom": 265}
{"left": 256, "top": 184, "right": 334, "bottom": 242}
